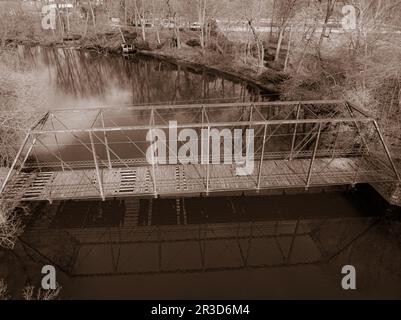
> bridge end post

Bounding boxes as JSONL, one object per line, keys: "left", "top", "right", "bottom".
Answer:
{"left": 0, "top": 131, "right": 31, "bottom": 196}
{"left": 372, "top": 120, "right": 401, "bottom": 183}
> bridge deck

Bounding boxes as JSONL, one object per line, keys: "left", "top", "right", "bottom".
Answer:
{"left": 4, "top": 156, "right": 396, "bottom": 202}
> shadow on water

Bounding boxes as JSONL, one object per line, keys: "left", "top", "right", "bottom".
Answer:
{"left": 1, "top": 46, "right": 401, "bottom": 299}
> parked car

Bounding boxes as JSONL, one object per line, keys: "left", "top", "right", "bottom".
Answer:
{"left": 161, "top": 19, "right": 176, "bottom": 29}
{"left": 110, "top": 17, "right": 120, "bottom": 27}
{"left": 132, "top": 19, "right": 154, "bottom": 28}
{"left": 190, "top": 22, "right": 202, "bottom": 31}
{"left": 143, "top": 19, "right": 154, "bottom": 28}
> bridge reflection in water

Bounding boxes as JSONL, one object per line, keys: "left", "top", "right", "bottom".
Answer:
{"left": 19, "top": 189, "right": 386, "bottom": 278}
{"left": 1, "top": 100, "right": 399, "bottom": 203}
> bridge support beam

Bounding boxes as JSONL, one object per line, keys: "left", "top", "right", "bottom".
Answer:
{"left": 100, "top": 110, "right": 112, "bottom": 170}
{"left": 201, "top": 106, "right": 211, "bottom": 195}
{"left": 89, "top": 131, "right": 105, "bottom": 201}
{"left": 257, "top": 123, "right": 268, "bottom": 190}
{"left": 290, "top": 103, "right": 301, "bottom": 161}
{"left": 206, "top": 125, "right": 211, "bottom": 195}
{"left": 149, "top": 109, "right": 158, "bottom": 198}
{"left": 306, "top": 123, "right": 322, "bottom": 189}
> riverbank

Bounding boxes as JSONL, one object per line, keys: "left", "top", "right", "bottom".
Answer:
{"left": 3, "top": 27, "right": 286, "bottom": 96}
{"left": 136, "top": 48, "right": 283, "bottom": 95}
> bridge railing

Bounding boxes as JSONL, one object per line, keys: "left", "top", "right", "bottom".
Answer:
{"left": 0, "top": 101, "right": 400, "bottom": 200}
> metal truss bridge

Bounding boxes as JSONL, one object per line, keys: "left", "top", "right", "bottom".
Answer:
{"left": 0, "top": 100, "right": 400, "bottom": 202}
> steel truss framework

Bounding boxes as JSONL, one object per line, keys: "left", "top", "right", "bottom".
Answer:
{"left": 0, "top": 100, "right": 399, "bottom": 202}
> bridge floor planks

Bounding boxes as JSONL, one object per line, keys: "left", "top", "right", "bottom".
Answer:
{"left": 3, "top": 156, "right": 397, "bottom": 201}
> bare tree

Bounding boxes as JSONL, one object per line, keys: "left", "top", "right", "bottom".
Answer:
{"left": 241, "top": 0, "right": 266, "bottom": 71}
{"left": 317, "top": 0, "right": 338, "bottom": 62}
{"left": 151, "top": 0, "right": 161, "bottom": 45}
{"left": 88, "top": 0, "right": 97, "bottom": 29}
{"left": 274, "top": 0, "right": 298, "bottom": 62}
{"left": 198, "top": 0, "right": 207, "bottom": 50}
{"left": 134, "top": 0, "right": 147, "bottom": 41}
{"left": 165, "top": 0, "right": 182, "bottom": 48}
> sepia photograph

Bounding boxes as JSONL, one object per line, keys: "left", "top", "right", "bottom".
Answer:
{"left": 0, "top": 0, "right": 401, "bottom": 306}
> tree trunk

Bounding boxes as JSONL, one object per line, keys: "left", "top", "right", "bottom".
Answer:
{"left": 152, "top": 0, "right": 161, "bottom": 45}
{"left": 275, "top": 26, "right": 285, "bottom": 62}
{"left": 88, "top": 0, "right": 96, "bottom": 29}
{"left": 248, "top": 20, "right": 265, "bottom": 71}
{"left": 174, "top": 15, "right": 181, "bottom": 49}
{"left": 198, "top": 0, "right": 207, "bottom": 51}
{"left": 317, "top": 0, "right": 336, "bottom": 62}
{"left": 284, "top": 25, "right": 293, "bottom": 71}
{"left": 124, "top": 0, "right": 127, "bottom": 26}
{"left": 141, "top": 0, "right": 146, "bottom": 41}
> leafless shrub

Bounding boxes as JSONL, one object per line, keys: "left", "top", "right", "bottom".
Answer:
{"left": 0, "top": 280, "right": 62, "bottom": 300}
{"left": 22, "top": 284, "right": 62, "bottom": 300}
{"left": 0, "top": 279, "right": 10, "bottom": 300}
{"left": 0, "top": 200, "right": 27, "bottom": 250}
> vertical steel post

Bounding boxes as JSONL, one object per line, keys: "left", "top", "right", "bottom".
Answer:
{"left": 206, "top": 125, "right": 210, "bottom": 195}
{"left": 257, "top": 123, "right": 268, "bottom": 190}
{"left": 89, "top": 131, "right": 105, "bottom": 201}
{"left": 290, "top": 103, "right": 301, "bottom": 161}
{"left": 249, "top": 104, "right": 253, "bottom": 128}
{"left": 306, "top": 123, "right": 322, "bottom": 188}
{"left": 201, "top": 106, "right": 210, "bottom": 195}
{"left": 100, "top": 110, "right": 112, "bottom": 169}
{"left": 50, "top": 113, "right": 64, "bottom": 172}
{"left": 149, "top": 109, "right": 158, "bottom": 197}
{"left": 332, "top": 123, "right": 341, "bottom": 159}
{"left": 373, "top": 120, "right": 401, "bottom": 182}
